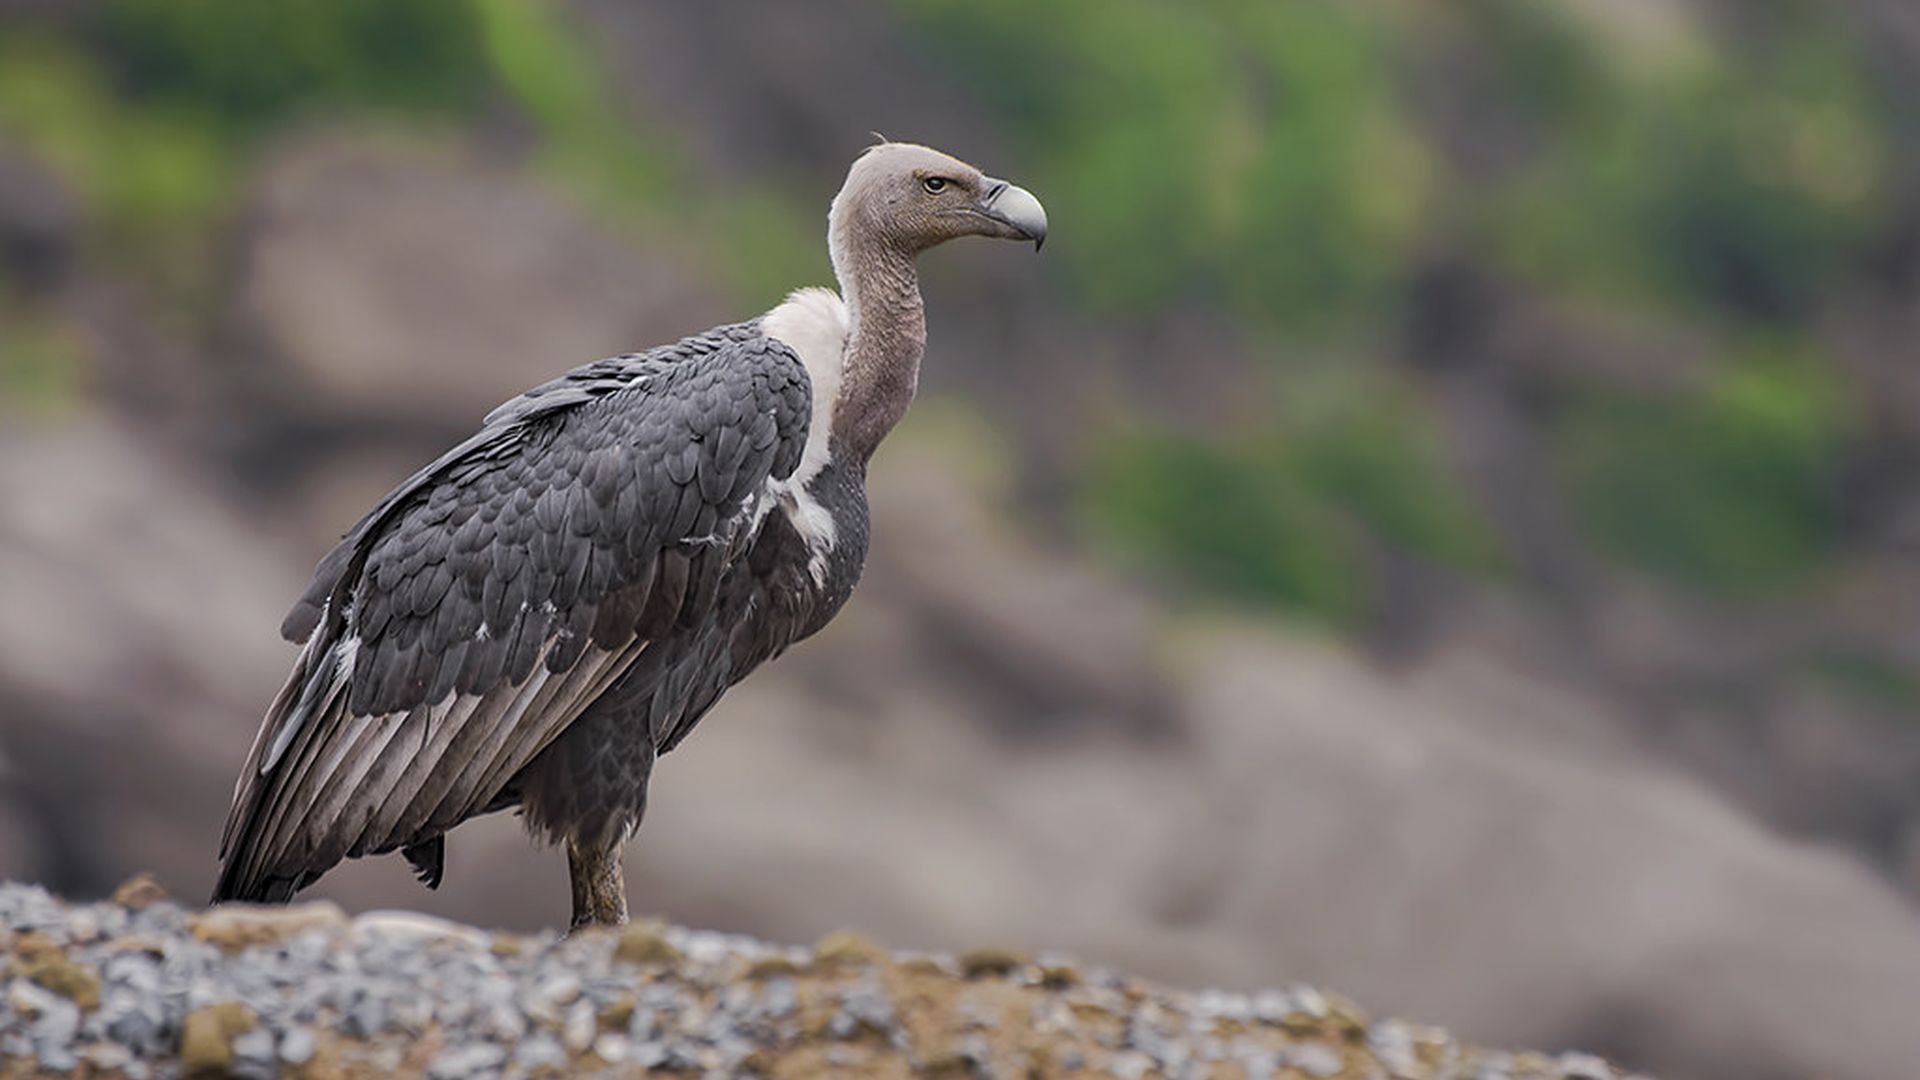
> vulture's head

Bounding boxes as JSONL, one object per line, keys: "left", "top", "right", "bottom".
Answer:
{"left": 830, "top": 141, "right": 1048, "bottom": 257}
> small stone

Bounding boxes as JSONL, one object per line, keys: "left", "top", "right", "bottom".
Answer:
{"left": 1325, "top": 995, "right": 1371, "bottom": 1038}
{"left": 813, "top": 929, "right": 887, "bottom": 969}
{"left": 106, "top": 999, "right": 163, "bottom": 1049}
{"left": 484, "top": 1000, "right": 527, "bottom": 1042}
{"left": 1289, "top": 1042, "right": 1346, "bottom": 1079}
{"left": 744, "top": 954, "right": 798, "bottom": 979}
{"left": 1192, "top": 988, "right": 1251, "bottom": 1022}
{"left": 190, "top": 902, "right": 347, "bottom": 953}
{"left": 630, "top": 1040, "right": 669, "bottom": 1069}
{"left": 65, "top": 909, "right": 101, "bottom": 943}
{"left": 958, "top": 945, "right": 1031, "bottom": 978}
{"left": 343, "top": 995, "right": 388, "bottom": 1038}
{"left": 562, "top": 1001, "right": 597, "bottom": 1053}
{"left": 14, "top": 978, "right": 80, "bottom": 1046}
{"left": 536, "top": 973, "right": 582, "bottom": 1009}
{"left": 917, "top": 1049, "right": 975, "bottom": 1078}
{"left": 614, "top": 920, "right": 683, "bottom": 967}
{"left": 1372, "top": 1022, "right": 1422, "bottom": 1077}
{"left": 350, "top": 909, "right": 489, "bottom": 948}
{"left": 1237, "top": 1049, "right": 1280, "bottom": 1080}
{"left": 1514, "top": 1051, "right": 1558, "bottom": 1075}
{"left": 279, "top": 1028, "right": 316, "bottom": 1066}
{"left": 593, "top": 1033, "right": 631, "bottom": 1063}
{"left": 178, "top": 1001, "right": 256, "bottom": 1077}
{"left": 1039, "top": 962, "right": 1081, "bottom": 989}
{"left": 1557, "top": 1051, "right": 1615, "bottom": 1079}
{"left": 86, "top": 1042, "right": 134, "bottom": 1070}
{"left": 676, "top": 929, "right": 734, "bottom": 966}
{"left": 428, "top": 1042, "right": 507, "bottom": 1079}
{"left": 842, "top": 984, "right": 896, "bottom": 1032}
{"left": 959, "top": 1000, "right": 1001, "bottom": 1031}
{"left": 230, "top": 1027, "right": 277, "bottom": 1080}
{"left": 111, "top": 874, "right": 169, "bottom": 911}
{"left": 9, "top": 932, "right": 53, "bottom": 963}
{"left": 1252, "top": 990, "right": 1292, "bottom": 1024}
{"left": 38, "top": 1045, "right": 78, "bottom": 1074}
{"left": 895, "top": 955, "right": 953, "bottom": 977}
{"left": 11, "top": 945, "right": 101, "bottom": 1010}
{"left": 599, "top": 994, "right": 637, "bottom": 1030}
{"left": 517, "top": 1034, "right": 568, "bottom": 1072}
{"left": 761, "top": 978, "right": 798, "bottom": 1019}
{"left": 10, "top": 976, "right": 53, "bottom": 1016}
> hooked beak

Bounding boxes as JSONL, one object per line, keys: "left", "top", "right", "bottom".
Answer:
{"left": 979, "top": 178, "right": 1048, "bottom": 251}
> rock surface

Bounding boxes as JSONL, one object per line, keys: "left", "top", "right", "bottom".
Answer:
{"left": 0, "top": 880, "right": 1644, "bottom": 1080}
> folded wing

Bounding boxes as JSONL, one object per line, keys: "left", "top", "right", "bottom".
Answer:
{"left": 215, "top": 328, "right": 810, "bottom": 901}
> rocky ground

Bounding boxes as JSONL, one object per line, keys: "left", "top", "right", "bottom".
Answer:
{"left": 0, "top": 879, "right": 1634, "bottom": 1080}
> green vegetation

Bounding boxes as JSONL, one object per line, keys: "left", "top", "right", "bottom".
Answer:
{"left": 1486, "top": 1, "right": 1888, "bottom": 325}
{"left": 0, "top": 36, "right": 229, "bottom": 284}
{"left": 1559, "top": 350, "right": 1851, "bottom": 595}
{"left": 0, "top": 0, "right": 817, "bottom": 315}
{"left": 1808, "top": 651, "right": 1920, "bottom": 712}
{"left": 899, "top": 0, "right": 1890, "bottom": 615}
{"left": 1087, "top": 369, "right": 1495, "bottom": 624}
{"left": 0, "top": 293, "right": 87, "bottom": 417}
{"left": 471, "top": 0, "right": 672, "bottom": 205}
{"left": 897, "top": 0, "right": 1427, "bottom": 328}
{"left": 0, "top": 0, "right": 1900, "bottom": 622}
{"left": 100, "top": 0, "right": 490, "bottom": 131}
{"left": 1087, "top": 429, "right": 1370, "bottom": 625}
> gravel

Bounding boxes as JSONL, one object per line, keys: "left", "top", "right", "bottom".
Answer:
{"left": 0, "top": 877, "right": 1650, "bottom": 1078}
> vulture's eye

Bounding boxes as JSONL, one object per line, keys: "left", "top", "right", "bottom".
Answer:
{"left": 922, "top": 176, "right": 947, "bottom": 194}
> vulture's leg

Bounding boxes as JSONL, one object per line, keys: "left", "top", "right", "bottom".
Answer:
{"left": 527, "top": 689, "right": 655, "bottom": 931}
{"left": 566, "top": 836, "right": 628, "bottom": 929}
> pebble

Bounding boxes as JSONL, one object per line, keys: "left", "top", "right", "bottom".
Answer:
{"left": 343, "top": 993, "right": 387, "bottom": 1038}
{"left": 1291, "top": 1041, "right": 1346, "bottom": 1078}
{"left": 594, "top": 1032, "right": 631, "bottom": 1063}
{"left": 86, "top": 1041, "right": 133, "bottom": 1071}
{"left": 561, "top": 999, "right": 597, "bottom": 1052}
{"left": 229, "top": 1026, "right": 278, "bottom": 1080}
{"left": 429, "top": 1042, "right": 507, "bottom": 1079}
{"left": 517, "top": 1032, "right": 568, "bottom": 1070}
{"left": 1374, "top": 1021, "right": 1423, "bottom": 1077}
{"left": 278, "top": 1027, "right": 316, "bottom": 1065}
{"left": 1559, "top": 1051, "right": 1616, "bottom": 1079}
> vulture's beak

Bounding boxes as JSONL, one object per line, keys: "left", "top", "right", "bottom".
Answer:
{"left": 979, "top": 178, "right": 1048, "bottom": 251}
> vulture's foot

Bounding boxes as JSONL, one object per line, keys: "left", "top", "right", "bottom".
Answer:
{"left": 566, "top": 837, "right": 629, "bottom": 930}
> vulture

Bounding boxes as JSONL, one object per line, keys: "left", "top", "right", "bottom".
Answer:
{"left": 214, "top": 143, "right": 1047, "bottom": 927}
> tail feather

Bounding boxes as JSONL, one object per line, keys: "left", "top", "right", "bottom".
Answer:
{"left": 209, "top": 864, "right": 299, "bottom": 905}
{"left": 403, "top": 836, "right": 446, "bottom": 890}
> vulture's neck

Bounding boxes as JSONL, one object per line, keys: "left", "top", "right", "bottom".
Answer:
{"left": 830, "top": 225, "right": 925, "bottom": 467}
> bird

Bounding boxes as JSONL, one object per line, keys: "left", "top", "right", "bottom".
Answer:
{"left": 214, "top": 142, "right": 1047, "bottom": 928}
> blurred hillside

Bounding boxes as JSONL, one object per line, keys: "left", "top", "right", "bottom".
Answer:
{"left": 3, "top": 2, "right": 1920, "bottom": 1079}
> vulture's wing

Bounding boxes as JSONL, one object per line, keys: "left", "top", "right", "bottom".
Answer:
{"left": 215, "top": 326, "right": 810, "bottom": 902}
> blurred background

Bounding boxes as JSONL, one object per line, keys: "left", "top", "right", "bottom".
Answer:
{"left": 2, "top": 1, "right": 1919, "bottom": 1077}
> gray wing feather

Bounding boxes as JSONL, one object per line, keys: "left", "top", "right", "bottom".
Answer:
{"left": 216, "top": 325, "right": 810, "bottom": 902}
